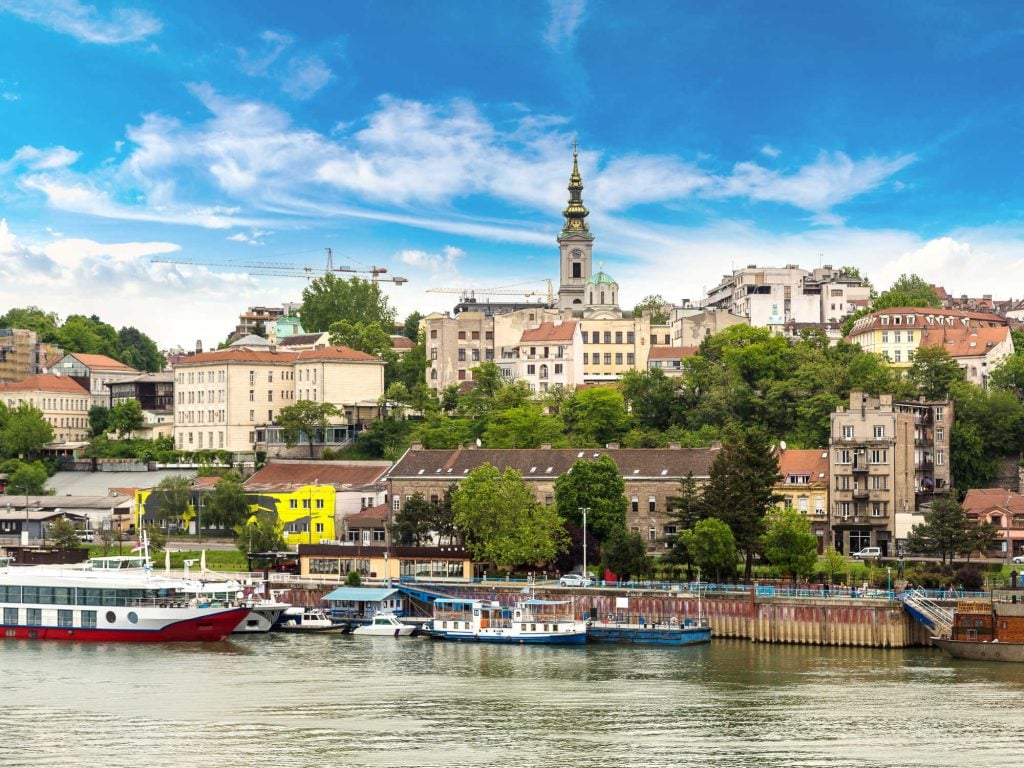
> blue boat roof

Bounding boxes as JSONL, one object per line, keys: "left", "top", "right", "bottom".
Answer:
{"left": 322, "top": 587, "right": 401, "bottom": 602}
{"left": 522, "top": 599, "right": 569, "bottom": 606}
{"left": 433, "top": 597, "right": 480, "bottom": 606}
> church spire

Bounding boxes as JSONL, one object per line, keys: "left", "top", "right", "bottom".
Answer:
{"left": 560, "top": 142, "right": 592, "bottom": 239}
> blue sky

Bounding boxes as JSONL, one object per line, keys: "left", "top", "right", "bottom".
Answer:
{"left": 2, "top": 1, "right": 1024, "bottom": 348}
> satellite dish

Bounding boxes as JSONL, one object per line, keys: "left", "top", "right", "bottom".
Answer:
{"left": 475, "top": 438, "right": 482, "bottom": 447}
{"left": 779, "top": 440, "right": 787, "bottom": 451}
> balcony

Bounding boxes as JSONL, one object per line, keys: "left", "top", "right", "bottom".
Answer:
{"left": 852, "top": 489, "right": 869, "bottom": 499}
{"left": 852, "top": 462, "right": 869, "bottom": 473}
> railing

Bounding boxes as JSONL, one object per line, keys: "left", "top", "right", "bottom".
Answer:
{"left": 901, "top": 588, "right": 954, "bottom": 637}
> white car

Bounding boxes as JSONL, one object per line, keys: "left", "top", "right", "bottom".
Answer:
{"left": 1011, "top": 554, "right": 1024, "bottom": 564}
{"left": 851, "top": 547, "right": 882, "bottom": 560}
{"left": 559, "top": 574, "right": 593, "bottom": 587}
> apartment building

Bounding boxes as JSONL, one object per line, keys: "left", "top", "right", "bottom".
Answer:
{"left": 774, "top": 448, "right": 830, "bottom": 552}
{"left": 172, "top": 336, "right": 384, "bottom": 454}
{"left": 386, "top": 444, "right": 718, "bottom": 553}
{"left": 497, "top": 321, "right": 583, "bottom": 392}
{"left": 829, "top": 392, "right": 953, "bottom": 556}
{"left": 44, "top": 353, "right": 141, "bottom": 408}
{"left": 0, "top": 373, "right": 91, "bottom": 443}
{"left": 845, "top": 307, "right": 1008, "bottom": 372}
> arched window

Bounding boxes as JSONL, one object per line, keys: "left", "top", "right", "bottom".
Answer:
{"left": 539, "top": 365, "right": 548, "bottom": 379}
{"left": 430, "top": 369, "right": 438, "bottom": 380}
{"left": 600, "top": 291, "right": 605, "bottom": 304}
{"left": 589, "top": 291, "right": 593, "bottom": 304}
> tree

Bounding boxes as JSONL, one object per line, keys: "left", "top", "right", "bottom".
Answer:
{"left": 451, "top": 464, "right": 568, "bottom": 570}
{"left": 1, "top": 403, "right": 54, "bottom": 458}
{"left": 663, "top": 473, "right": 705, "bottom": 569}
{"left": 356, "top": 416, "right": 412, "bottom": 459}
{"left": 57, "top": 314, "right": 119, "bottom": 357}
{"left": 678, "top": 518, "right": 737, "bottom": 582}
{"left": 553, "top": 455, "right": 628, "bottom": 543}
{"left": 908, "top": 346, "right": 963, "bottom": 400}
{"left": 7, "top": 461, "right": 53, "bottom": 495}
{"left": 602, "top": 528, "right": 652, "bottom": 581}
{"left": 108, "top": 400, "right": 144, "bottom": 438}
{"left": 47, "top": 517, "right": 83, "bottom": 549}
{"left": 0, "top": 306, "right": 60, "bottom": 342}
{"left": 561, "top": 386, "right": 631, "bottom": 446}
{"left": 236, "top": 509, "right": 285, "bottom": 554}
{"left": 150, "top": 475, "right": 194, "bottom": 530}
{"left": 989, "top": 353, "right": 1024, "bottom": 400}
{"left": 701, "top": 427, "right": 781, "bottom": 580}
{"left": 761, "top": 507, "right": 819, "bottom": 583}
{"left": 620, "top": 368, "right": 680, "bottom": 431}
{"left": 633, "top": 294, "right": 671, "bottom": 324}
{"left": 117, "top": 326, "right": 165, "bottom": 372}
{"left": 277, "top": 400, "right": 343, "bottom": 457}
{"left": 873, "top": 274, "right": 941, "bottom": 310}
{"left": 821, "top": 547, "right": 847, "bottom": 584}
{"left": 88, "top": 405, "right": 110, "bottom": 438}
{"left": 204, "top": 472, "right": 251, "bottom": 530}
{"left": 481, "top": 405, "right": 566, "bottom": 448}
{"left": 299, "top": 273, "right": 396, "bottom": 333}
{"left": 402, "top": 310, "right": 424, "bottom": 341}
{"left": 391, "top": 492, "right": 436, "bottom": 546}
{"left": 327, "top": 319, "right": 393, "bottom": 358}
{"left": 905, "top": 497, "right": 982, "bottom": 565}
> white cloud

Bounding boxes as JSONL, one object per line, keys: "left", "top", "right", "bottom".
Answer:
{"left": 544, "top": 0, "right": 587, "bottom": 49}
{"left": 1, "top": 0, "right": 161, "bottom": 44}
{"left": 397, "top": 245, "right": 464, "bottom": 273}
{"left": 1, "top": 91, "right": 19, "bottom": 101}
{"left": 226, "top": 228, "right": 268, "bottom": 245}
{"left": 237, "top": 30, "right": 293, "bottom": 76}
{"left": 282, "top": 55, "right": 333, "bottom": 100}
{"left": 0, "top": 145, "right": 80, "bottom": 173}
{"left": 761, "top": 144, "right": 781, "bottom": 158}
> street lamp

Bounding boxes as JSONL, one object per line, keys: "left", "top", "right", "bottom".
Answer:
{"left": 579, "top": 507, "right": 590, "bottom": 580}
{"left": 887, "top": 566, "right": 892, "bottom": 599}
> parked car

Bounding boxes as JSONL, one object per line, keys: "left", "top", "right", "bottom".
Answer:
{"left": 851, "top": 547, "right": 881, "bottom": 560}
{"left": 559, "top": 573, "right": 593, "bottom": 587}
{"left": 1011, "top": 554, "right": 1024, "bottom": 564}
{"left": 77, "top": 530, "right": 94, "bottom": 543}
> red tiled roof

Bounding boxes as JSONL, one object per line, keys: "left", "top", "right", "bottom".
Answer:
{"left": 390, "top": 336, "right": 416, "bottom": 350}
{"left": 70, "top": 353, "right": 137, "bottom": 371}
{"left": 918, "top": 326, "right": 1010, "bottom": 358}
{"left": 0, "top": 374, "right": 90, "bottom": 394}
{"left": 847, "top": 307, "right": 1007, "bottom": 338}
{"left": 344, "top": 503, "right": 388, "bottom": 526}
{"left": 520, "top": 321, "right": 577, "bottom": 343}
{"left": 648, "top": 345, "right": 698, "bottom": 360}
{"left": 777, "top": 448, "right": 829, "bottom": 482}
{"left": 963, "top": 488, "right": 1024, "bottom": 516}
{"left": 245, "top": 461, "right": 390, "bottom": 488}
{"left": 179, "top": 349, "right": 298, "bottom": 365}
{"left": 294, "top": 346, "right": 380, "bottom": 362}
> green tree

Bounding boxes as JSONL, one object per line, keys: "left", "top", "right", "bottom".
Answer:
{"left": 761, "top": 507, "right": 819, "bottom": 583}
{"left": 905, "top": 497, "right": 980, "bottom": 565}
{"left": 88, "top": 405, "right": 110, "bottom": 438}
{"left": 553, "top": 455, "right": 628, "bottom": 543}
{"left": 392, "top": 492, "right": 436, "bottom": 546}
{"left": 678, "top": 517, "right": 737, "bottom": 582}
{"left": 481, "top": 405, "right": 566, "bottom": 448}
{"left": 908, "top": 346, "right": 964, "bottom": 400}
{"left": 620, "top": 368, "right": 680, "bottom": 431}
{"left": 401, "top": 310, "right": 424, "bottom": 341}
{"left": 821, "top": 547, "right": 847, "bottom": 583}
{"left": 701, "top": 427, "right": 781, "bottom": 580}
{"left": 451, "top": 464, "right": 568, "bottom": 570}
{"left": 0, "top": 306, "right": 61, "bottom": 342}
{"left": 7, "top": 461, "right": 53, "bottom": 494}
{"left": 561, "top": 386, "right": 631, "bottom": 446}
{"left": 663, "top": 473, "right": 705, "bottom": 570}
{"left": 47, "top": 517, "right": 83, "bottom": 549}
{"left": 299, "top": 273, "right": 397, "bottom": 333}
{"left": 57, "top": 314, "right": 120, "bottom": 357}
{"left": 117, "top": 326, "right": 165, "bottom": 372}
{"left": 204, "top": 472, "right": 251, "bottom": 530}
{"left": 989, "top": 353, "right": 1024, "bottom": 400}
{"left": 277, "top": 400, "right": 343, "bottom": 457}
{"left": 150, "top": 475, "right": 194, "bottom": 530}
{"left": 633, "top": 294, "right": 671, "bottom": 324}
{"left": 327, "top": 319, "right": 394, "bottom": 358}
{"left": 602, "top": 528, "right": 652, "bottom": 581}
{"left": 356, "top": 416, "right": 412, "bottom": 459}
{"left": 236, "top": 509, "right": 285, "bottom": 554}
{"left": 108, "top": 400, "right": 144, "bottom": 438}
{"left": 1, "top": 403, "right": 54, "bottom": 458}
{"left": 873, "top": 273, "right": 941, "bottom": 310}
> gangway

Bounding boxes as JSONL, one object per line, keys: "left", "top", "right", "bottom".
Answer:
{"left": 900, "top": 589, "right": 954, "bottom": 638}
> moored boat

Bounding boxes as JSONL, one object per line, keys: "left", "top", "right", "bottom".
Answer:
{"left": 0, "top": 554, "right": 248, "bottom": 643}
{"left": 277, "top": 607, "right": 344, "bottom": 633}
{"left": 932, "top": 596, "right": 1024, "bottom": 662}
{"left": 587, "top": 616, "right": 712, "bottom": 646}
{"left": 426, "top": 598, "right": 586, "bottom": 644}
{"left": 352, "top": 611, "right": 417, "bottom": 637}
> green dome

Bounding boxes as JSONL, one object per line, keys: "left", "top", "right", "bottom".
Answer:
{"left": 587, "top": 271, "right": 616, "bottom": 286}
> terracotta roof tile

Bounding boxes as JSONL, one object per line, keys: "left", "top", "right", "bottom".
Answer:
{"left": 918, "top": 326, "right": 1010, "bottom": 358}
{"left": 0, "top": 374, "right": 90, "bottom": 394}
{"left": 245, "top": 461, "right": 390, "bottom": 488}
{"left": 69, "top": 353, "right": 137, "bottom": 371}
{"left": 520, "top": 321, "right": 577, "bottom": 343}
{"left": 777, "top": 449, "right": 829, "bottom": 482}
{"left": 648, "top": 345, "right": 698, "bottom": 360}
{"left": 294, "top": 346, "right": 381, "bottom": 362}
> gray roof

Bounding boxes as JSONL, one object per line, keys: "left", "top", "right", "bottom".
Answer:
{"left": 388, "top": 446, "right": 718, "bottom": 481}
{"left": 49, "top": 470, "right": 196, "bottom": 496}
{"left": 230, "top": 334, "right": 274, "bottom": 347}
{"left": 0, "top": 497, "right": 131, "bottom": 517}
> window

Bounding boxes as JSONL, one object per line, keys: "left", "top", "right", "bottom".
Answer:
{"left": 615, "top": 331, "right": 623, "bottom": 344}
{"left": 554, "top": 363, "right": 563, "bottom": 374}
{"left": 615, "top": 353, "right": 623, "bottom": 365}
{"left": 604, "top": 332, "right": 612, "bottom": 344}
{"left": 471, "top": 349, "right": 480, "bottom": 361}
{"left": 572, "top": 262, "right": 582, "bottom": 278}
{"left": 894, "top": 350, "right": 901, "bottom": 363}
{"left": 838, "top": 449, "right": 851, "bottom": 464}
{"left": 936, "top": 406, "right": 945, "bottom": 422}
{"left": 290, "top": 499, "right": 298, "bottom": 509}
{"left": 267, "top": 391, "right": 273, "bottom": 401}
{"left": 649, "top": 527, "right": 657, "bottom": 542}
{"left": 458, "top": 331, "right": 466, "bottom": 340}
{"left": 603, "top": 353, "right": 611, "bottom": 365}
{"left": 81, "top": 610, "right": 96, "bottom": 629}
{"left": 870, "top": 449, "right": 887, "bottom": 464}
{"left": 249, "top": 370, "right": 255, "bottom": 386}
{"left": 583, "top": 353, "right": 589, "bottom": 365}
{"left": 908, "top": 330, "right": 914, "bottom": 342}
{"left": 581, "top": 331, "right": 588, "bottom": 343}
{"left": 873, "top": 425, "right": 885, "bottom": 439}
{"left": 627, "top": 332, "right": 635, "bottom": 344}
{"left": 458, "top": 349, "right": 466, "bottom": 361}
{"left": 631, "top": 496, "right": 638, "bottom": 513}
{"left": 58, "top": 609, "right": 73, "bottom": 628}
{"left": 648, "top": 496, "right": 656, "bottom": 512}
{"left": 936, "top": 450, "right": 945, "bottom": 466}
{"left": 842, "top": 425, "right": 854, "bottom": 440}
{"left": 527, "top": 364, "right": 536, "bottom": 374}
{"left": 430, "top": 329, "right": 437, "bottom": 339}
{"left": 894, "top": 331, "right": 901, "bottom": 343}
{"left": 937, "top": 427, "right": 944, "bottom": 441}
{"left": 249, "top": 390, "right": 255, "bottom": 401}
{"left": 472, "top": 331, "right": 480, "bottom": 340}
{"left": 882, "top": 331, "right": 889, "bottom": 343}
{"left": 626, "top": 353, "right": 635, "bottom": 365}
{"left": 458, "top": 370, "right": 466, "bottom": 380}
{"left": 430, "top": 347, "right": 437, "bottom": 360}
{"left": 392, "top": 497, "right": 401, "bottom": 511}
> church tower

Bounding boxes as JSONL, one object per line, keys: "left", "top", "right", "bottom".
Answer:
{"left": 556, "top": 144, "right": 594, "bottom": 310}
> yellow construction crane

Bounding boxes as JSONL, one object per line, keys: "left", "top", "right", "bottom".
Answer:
{"left": 427, "top": 279, "right": 554, "bottom": 304}
{"left": 150, "top": 248, "right": 408, "bottom": 284}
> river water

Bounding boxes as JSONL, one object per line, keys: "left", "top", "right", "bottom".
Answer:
{"left": 3, "top": 634, "right": 1024, "bottom": 768}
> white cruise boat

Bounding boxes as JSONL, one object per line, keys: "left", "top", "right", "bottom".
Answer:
{"left": 0, "top": 550, "right": 249, "bottom": 643}
{"left": 427, "top": 598, "right": 586, "bottom": 645}
{"left": 352, "top": 611, "right": 417, "bottom": 637}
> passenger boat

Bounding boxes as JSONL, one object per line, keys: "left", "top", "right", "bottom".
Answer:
{"left": 277, "top": 607, "right": 344, "bottom": 633}
{"left": 586, "top": 615, "right": 712, "bottom": 646}
{"left": 0, "top": 550, "right": 248, "bottom": 643}
{"left": 931, "top": 596, "right": 1024, "bottom": 662}
{"left": 352, "top": 611, "right": 417, "bottom": 637}
{"left": 426, "top": 598, "right": 587, "bottom": 644}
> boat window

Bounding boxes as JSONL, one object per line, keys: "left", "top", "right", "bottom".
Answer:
{"left": 81, "top": 611, "right": 97, "bottom": 629}
{"left": 26, "top": 608, "right": 42, "bottom": 626}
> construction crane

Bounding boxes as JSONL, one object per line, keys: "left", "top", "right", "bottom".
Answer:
{"left": 150, "top": 248, "right": 408, "bottom": 284}
{"left": 427, "top": 280, "right": 554, "bottom": 304}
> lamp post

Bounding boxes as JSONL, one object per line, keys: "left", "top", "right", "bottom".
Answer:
{"left": 579, "top": 507, "right": 590, "bottom": 580}
{"left": 887, "top": 566, "right": 892, "bottom": 599}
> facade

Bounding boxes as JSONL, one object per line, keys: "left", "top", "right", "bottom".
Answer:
{"left": 918, "top": 325, "right": 1014, "bottom": 387}
{"left": 962, "top": 488, "right": 1024, "bottom": 561}
{"left": 171, "top": 336, "right": 385, "bottom": 455}
{"left": 497, "top": 320, "right": 583, "bottom": 392}
{"left": 0, "top": 328, "right": 39, "bottom": 384}
{"left": 298, "top": 542, "right": 473, "bottom": 582}
{"left": 670, "top": 309, "right": 749, "bottom": 346}
{"left": 579, "top": 313, "right": 650, "bottom": 382}
{"left": 386, "top": 444, "right": 719, "bottom": 552}
{"left": 845, "top": 307, "right": 1007, "bottom": 371}
{"left": 647, "top": 346, "right": 698, "bottom": 376}
{"left": 829, "top": 392, "right": 953, "bottom": 556}
{"left": 44, "top": 353, "right": 141, "bottom": 408}
{"left": 234, "top": 303, "right": 301, "bottom": 340}
{"left": 774, "top": 449, "right": 830, "bottom": 552}
{"left": 0, "top": 374, "right": 91, "bottom": 443}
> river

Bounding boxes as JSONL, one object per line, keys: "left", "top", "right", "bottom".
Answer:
{"left": 3, "top": 634, "right": 1024, "bottom": 767}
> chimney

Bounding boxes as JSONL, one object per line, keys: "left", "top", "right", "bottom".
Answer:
{"left": 195, "top": 340, "right": 203, "bottom": 353}
{"left": 410, "top": 441, "right": 423, "bottom": 451}
{"left": 668, "top": 442, "right": 681, "bottom": 449}
{"left": 540, "top": 443, "right": 552, "bottom": 450}
{"left": 605, "top": 442, "right": 620, "bottom": 449}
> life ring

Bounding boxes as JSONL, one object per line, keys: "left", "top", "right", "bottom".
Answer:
{"left": 604, "top": 614, "right": 613, "bottom": 624}
{"left": 669, "top": 616, "right": 679, "bottom": 627}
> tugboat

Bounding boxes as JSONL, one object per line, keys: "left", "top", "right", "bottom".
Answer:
{"left": 930, "top": 592, "right": 1024, "bottom": 662}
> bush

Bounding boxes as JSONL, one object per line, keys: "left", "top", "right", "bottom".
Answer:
{"left": 346, "top": 570, "right": 362, "bottom": 587}
{"left": 955, "top": 565, "right": 985, "bottom": 592}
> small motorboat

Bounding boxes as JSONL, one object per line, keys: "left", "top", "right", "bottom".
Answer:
{"left": 352, "top": 611, "right": 417, "bottom": 637}
{"left": 277, "top": 607, "right": 344, "bottom": 633}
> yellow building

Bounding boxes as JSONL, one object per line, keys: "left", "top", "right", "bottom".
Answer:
{"left": 773, "top": 448, "right": 830, "bottom": 553}
{"left": 0, "top": 373, "right": 91, "bottom": 443}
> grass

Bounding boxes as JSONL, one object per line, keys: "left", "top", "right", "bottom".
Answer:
{"left": 87, "top": 543, "right": 250, "bottom": 571}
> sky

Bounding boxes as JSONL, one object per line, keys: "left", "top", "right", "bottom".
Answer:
{"left": 2, "top": 1, "right": 1024, "bottom": 350}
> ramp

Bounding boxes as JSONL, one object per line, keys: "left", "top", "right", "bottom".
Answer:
{"left": 900, "top": 589, "right": 954, "bottom": 638}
